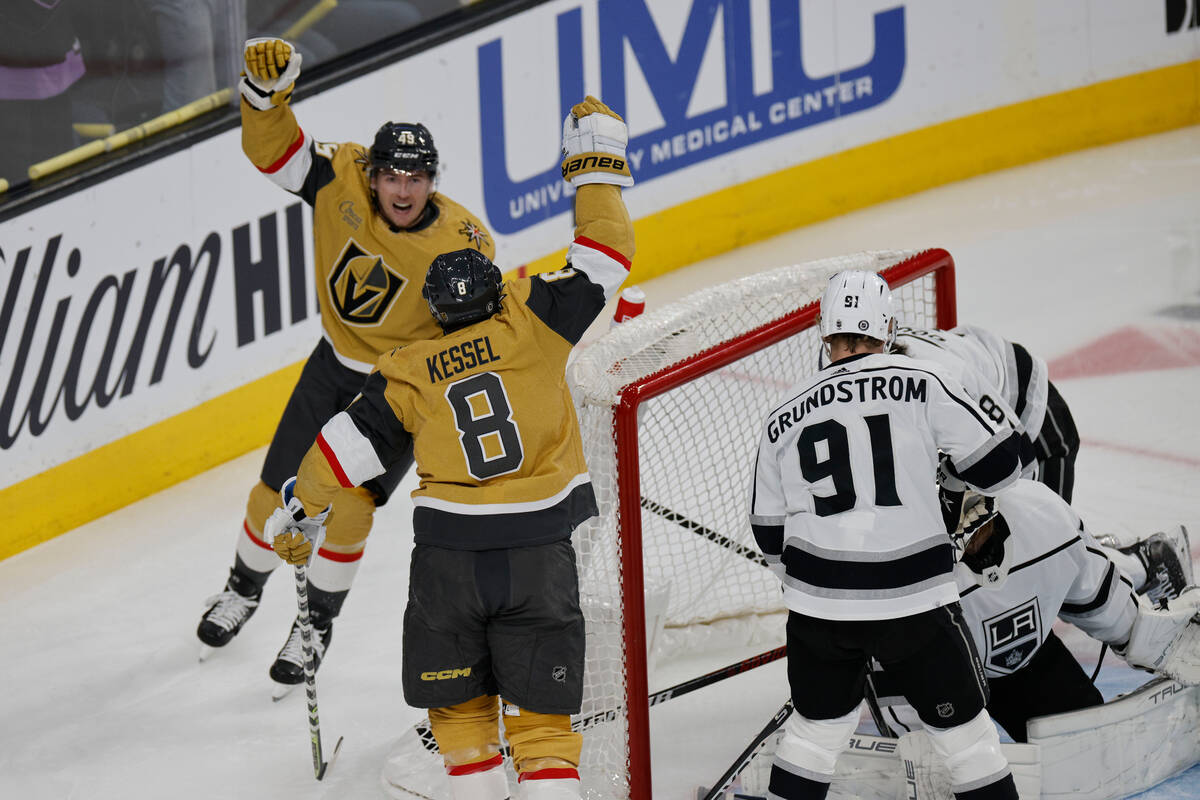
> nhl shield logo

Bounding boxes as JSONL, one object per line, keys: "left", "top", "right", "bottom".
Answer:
{"left": 328, "top": 239, "right": 406, "bottom": 326}
{"left": 983, "top": 597, "right": 1042, "bottom": 675}
{"left": 552, "top": 666, "right": 567, "bottom": 683}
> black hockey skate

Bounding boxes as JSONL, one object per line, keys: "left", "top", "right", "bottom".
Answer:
{"left": 270, "top": 615, "right": 333, "bottom": 688}
{"left": 197, "top": 569, "right": 263, "bottom": 648}
{"left": 1121, "top": 526, "right": 1193, "bottom": 607}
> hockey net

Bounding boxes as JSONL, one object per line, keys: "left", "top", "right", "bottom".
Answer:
{"left": 568, "top": 249, "right": 955, "bottom": 800}
{"left": 380, "top": 249, "right": 955, "bottom": 800}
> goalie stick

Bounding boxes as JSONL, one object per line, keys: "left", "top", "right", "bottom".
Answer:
{"left": 699, "top": 699, "right": 794, "bottom": 800}
{"left": 413, "top": 645, "right": 788, "bottom": 753}
{"left": 293, "top": 563, "right": 342, "bottom": 780}
{"left": 640, "top": 496, "right": 768, "bottom": 567}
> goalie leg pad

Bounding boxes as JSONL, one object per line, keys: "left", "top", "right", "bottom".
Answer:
{"left": 773, "top": 704, "right": 860, "bottom": 779}
{"left": 501, "top": 704, "right": 581, "bottom": 777}
{"left": 925, "top": 710, "right": 1011, "bottom": 792}
{"left": 428, "top": 694, "right": 503, "bottom": 769}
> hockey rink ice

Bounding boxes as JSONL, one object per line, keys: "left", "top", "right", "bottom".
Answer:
{"left": 3, "top": 125, "right": 1199, "bottom": 799}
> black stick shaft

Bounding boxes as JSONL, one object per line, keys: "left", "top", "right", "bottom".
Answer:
{"left": 640, "top": 496, "right": 767, "bottom": 567}
{"left": 702, "top": 699, "right": 793, "bottom": 800}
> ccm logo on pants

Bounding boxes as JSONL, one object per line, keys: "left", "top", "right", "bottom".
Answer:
{"left": 420, "top": 668, "right": 473, "bottom": 681}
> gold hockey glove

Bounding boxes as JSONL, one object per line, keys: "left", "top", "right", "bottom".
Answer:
{"left": 240, "top": 38, "right": 302, "bottom": 111}
{"left": 263, "top": 477, "right": 330, "bottom": 566}
{"left": 273, "top": 530, "right": 313, "bottom": 566}
{"left": 561, "top": 95, "right": 634, "bottom": 188}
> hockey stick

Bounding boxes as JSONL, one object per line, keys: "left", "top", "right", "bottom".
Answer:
{"left": 413, "top": 645, "right": 788, "bottom": 751}
{"left": 293, "top": 563, "right": 343, "bottom": 780}
{"left": 640, "top": 496, "right": 768, "bottom": 567}
{"left": 863, "top": 675, "right": 897, "bottom": 738}
{"left": 700, "top": 699, "right": 793, "bottom": 800}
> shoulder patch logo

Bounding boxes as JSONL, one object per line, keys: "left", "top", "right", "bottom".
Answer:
{"left": 328, "top": 239, "right": 406, "bottom": 326}
{"left": 982, "top": 597, "right": 1042, "bottom": 675}
{"left": 459, "top": 219, "right": 490, "bottom": 250}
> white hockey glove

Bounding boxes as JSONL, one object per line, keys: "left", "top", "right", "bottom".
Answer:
{"left": 1117, "top": 587, "right": 1200, "bottom": 685}
{"left": 239, "top": 38, "right": 302, "bottom": 111}
{"left": 561, "top": 95, "right": 634, "bottom": 188}
{"left": 263, "top": 477, "right": 330, "bottom": 566}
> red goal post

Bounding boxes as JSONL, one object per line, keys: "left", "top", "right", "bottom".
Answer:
{"left": 567, "top": 249, "right": 956, "bottom": 799}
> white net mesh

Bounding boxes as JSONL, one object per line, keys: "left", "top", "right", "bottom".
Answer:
{"left": 569, "top": 250, "right": 950, "bottom": 799}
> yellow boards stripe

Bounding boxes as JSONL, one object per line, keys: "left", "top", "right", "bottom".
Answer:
{"left": 2, "top": 362, "right": 304, "bottom": 562}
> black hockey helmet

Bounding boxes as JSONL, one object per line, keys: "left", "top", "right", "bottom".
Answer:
{"left": 422, "top": 249, "right": 503, "bottom": 332}
{"left": 369, "top": 121, "right": 438, "bottom": 176}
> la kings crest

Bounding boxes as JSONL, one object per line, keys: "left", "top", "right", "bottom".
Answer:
{"left": 982, "top": 597, "right": 1042, "bottom": 675}
{"left": 329, "top": 239, "right": 406, "bottom": 326}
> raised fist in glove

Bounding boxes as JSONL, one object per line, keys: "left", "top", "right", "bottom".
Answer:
{"left": 240, "top": 37, "right": 302, "bottom": 111}
{"left": 263, "top": 477, "right": 330, "bottom": 566}
{"left": 561, "top": 95, "right": 634, "bottom": 188}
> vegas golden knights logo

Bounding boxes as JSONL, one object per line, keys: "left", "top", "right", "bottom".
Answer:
{"left": 328, "top": 240, "right": 406, "bottom": 325}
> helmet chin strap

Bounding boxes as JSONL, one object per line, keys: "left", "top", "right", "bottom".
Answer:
{"left": 882, "top": 318, "right": 898, "bottom": 354}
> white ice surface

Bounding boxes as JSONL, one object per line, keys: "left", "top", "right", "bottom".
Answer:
{"left": 3, "top": 126, "right": 1199, "bottom": 799}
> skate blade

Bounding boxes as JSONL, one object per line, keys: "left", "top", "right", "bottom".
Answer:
{"left": 198, "top": 644, "right": 216, "bottom": 663}
{"left": 271, "top": 682, "right": 299, "bottom": 702}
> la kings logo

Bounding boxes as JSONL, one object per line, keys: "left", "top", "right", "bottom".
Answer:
{"left": 328, "top": 239, "right": 405, "bottom": 325}
{"left": 983, "top": 597, "right": 1042, "bottom": 675}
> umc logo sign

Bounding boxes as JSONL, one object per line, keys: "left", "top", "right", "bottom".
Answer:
{"left": 982, "top": 598, "right": 1042, "bottom": 675}
{"left": 478, "top": 1, "right": 907, "bottom": 234}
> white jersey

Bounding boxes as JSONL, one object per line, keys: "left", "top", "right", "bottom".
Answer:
{"left": 898, "top": 325, "right": 1049, "bottom": 442}
{"left": 749, "top": 352, "right": 1023, "bottom": 621}
{"left": 957, "top": 480, "right": 1138, "bottom": 679}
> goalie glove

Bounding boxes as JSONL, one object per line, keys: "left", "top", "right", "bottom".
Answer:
{"left": 561, "top": 95, "right": 634, "bottom": 188}
{"left": 263, "top": 477, "right": 330, "bottom": 566}
{"left": 1116, "top": 586, "right": 1200, "bottom": 685}
{"left": 239, "top": 37, "right": 302, "bottom": 111}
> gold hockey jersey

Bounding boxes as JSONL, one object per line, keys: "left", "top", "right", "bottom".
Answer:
{"left": 241, "top": 98, "right": 494, "bottom": 372}
{"left": 294, "top": 186, "right": 634, "bottom": 548}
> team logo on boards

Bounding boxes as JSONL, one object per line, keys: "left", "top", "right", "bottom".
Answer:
{"left": 983, "top": 597, "right": 1042, "bottom": 675}
{"left": 328, "top": 239, "right": 406, "bottom": 326}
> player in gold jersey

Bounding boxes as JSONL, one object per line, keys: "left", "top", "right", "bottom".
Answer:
{"left": 196, "top": 38, "right": 495, "bottom": 694}
{"left": 267, "top": 96, "right": 634, "bottom": 800}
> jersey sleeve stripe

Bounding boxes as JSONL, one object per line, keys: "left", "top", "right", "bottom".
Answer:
{"left": 1060, "top": 561, "right": 1117, "bottom": 615}
{"left": 315, "top": 433, "right": 353, "bottom": 488}
{"left": 317, "top": 411, "right": 385, "bottom": 487}
{"left": 1011, "top": 342, "right": 1034, "bottom": 419}
{"left": 569, "top": 236, "right": 630, "bottom": 302}
{"left": 574, "top": 235, "right": 632, "bottom": 269}
{"left": 259, "top": 126, "right": 307, "bottom": 174}
{"left": 954, "top": 430, "right": 1022, "bottom": 492}
{"left": 260, "top": 130, "right": 313, "bottom": 193}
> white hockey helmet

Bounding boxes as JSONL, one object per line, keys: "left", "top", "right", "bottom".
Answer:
{"left": 952, "top": 493, "right": 1012, "bottom": 590}
{"left": 818, "top": 270, "right": 897, "bottom": 351}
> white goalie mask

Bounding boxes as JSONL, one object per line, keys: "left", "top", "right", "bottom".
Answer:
{"left": 952, "top": 493, "right": 1012, "bottom": 590}
{"left": 818, "top": 270, "right": 898, "bottom": 352}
